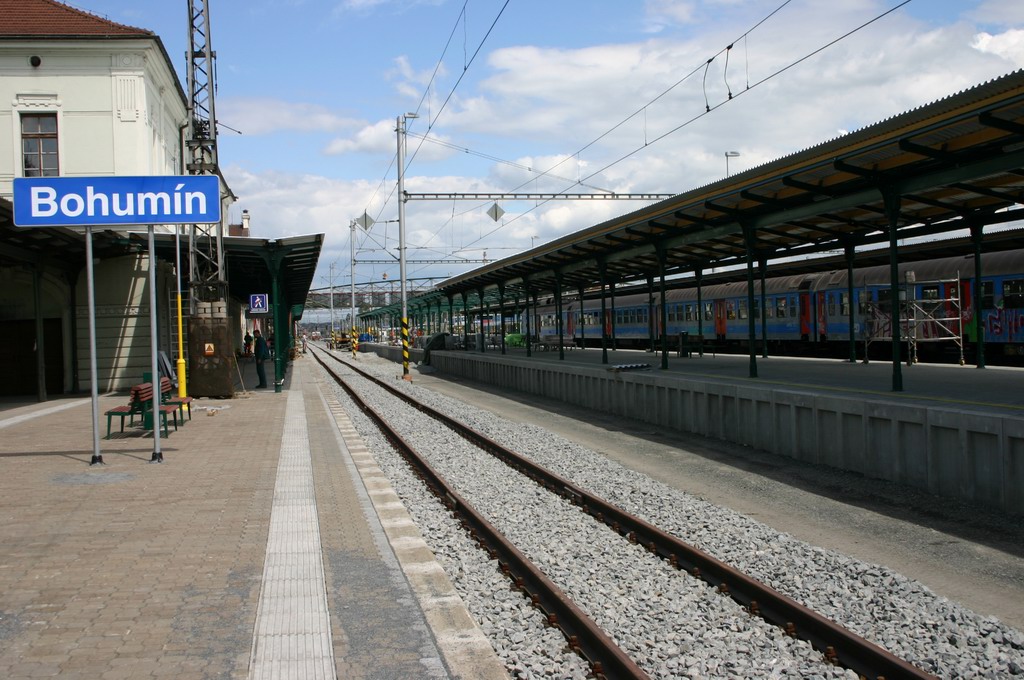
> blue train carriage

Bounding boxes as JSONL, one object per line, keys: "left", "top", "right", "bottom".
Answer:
{"left": 534, "top": 248, "right": 1024, "bottom": 359}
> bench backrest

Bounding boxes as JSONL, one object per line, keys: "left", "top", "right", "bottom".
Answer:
{"left": 132, "top": 383, "right": 157, "bottom": 407}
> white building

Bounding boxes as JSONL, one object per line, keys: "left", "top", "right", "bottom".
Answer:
{"left": 0, "top": 0, "right": 234, "bottom": 396}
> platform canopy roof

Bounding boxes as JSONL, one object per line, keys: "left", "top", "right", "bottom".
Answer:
{"left": 376, "top": 68, "right": 1024, "bottom": 317}
{"left": 147, "top": 232, "right": 324, "bottom": 320}
{"left": 0, "top": 196, "right": 148, "bottom": 272}
{"left": 0, "top": 201, "right": 322, "bottom": 320}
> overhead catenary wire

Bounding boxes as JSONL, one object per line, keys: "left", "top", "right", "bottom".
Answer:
{"left": 353, "top": 0, "right": 511, "bottom": 282}
{"left": 367, "top": 0, "right": 788, "bottom": 280}
{"left": 460, "top": 0, "right": 914, "bottom": 252}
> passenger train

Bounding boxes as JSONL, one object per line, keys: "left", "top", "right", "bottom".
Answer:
{"left": 535, "top": 249, "right": 1024, "bottom": 362}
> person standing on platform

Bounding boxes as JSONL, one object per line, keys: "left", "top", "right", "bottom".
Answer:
{"left": 244, "top": 330, "right": 253, "bottom": 357}
{"left": 253, "top": 329, "right": 269, "bottom": 389}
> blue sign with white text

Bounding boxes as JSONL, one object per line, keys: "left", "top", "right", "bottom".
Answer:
{"left": 13, "top": 176, "right": 221, "bottom": 227}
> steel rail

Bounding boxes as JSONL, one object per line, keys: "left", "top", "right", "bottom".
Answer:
{"left": 311, "top": 348, "right": 649, "bottom": 680}
{"left": 316, "top": 346, "right": 936, "bottom": 680}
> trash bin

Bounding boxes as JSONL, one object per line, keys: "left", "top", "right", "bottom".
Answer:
{"left": 677, "top": 331, "right": 690, "bottom": 358}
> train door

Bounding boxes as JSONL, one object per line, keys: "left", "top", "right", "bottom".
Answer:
{"left": 816, "top": 293, "right": 828, "bottom": 341}
{"left": 799, "top": 293, "right": 812, "bottom": 341}
{"left": 714, "top": 300, "right": 728, "bottom": 340}
{"left": 958, "top": 280, "right": 974, "bottom": 339}
{"left": 652, "top": 297, "right": 662, "bottom": 343}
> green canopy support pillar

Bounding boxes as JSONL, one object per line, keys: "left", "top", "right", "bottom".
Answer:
{"left": 555, "top": 272, "right": 565, "bottom": 361}
{"left": 696, "top": 266, "right": 704, "bottom": 357}
{"left": 578, "top": 284, "right": 586, "bottom": 350}
{"left": 646, "top": 274, "right": 656, "bottom": 352}
{"left": 971, "top": 221, "right": 986, "bottom": 369}
{"left": 655, "top": 243, "right": 669, "bottom": 370}
{"left": 461, "top": 291, "right": 470, "bottom": 351}
{"left": 270, "top": 251, "right": 286, "bottom": 393}
{"left": 758, "top": 256, "right": 768, "bottom": 359}
{"left": 598, "top": 260, "right": 609, "bottom": 365}
{"left": 845, "top": 241, "right": 857, "bottom": 363}
{"left": 743, "top": 223, "right": 758, "bottom": 379}
{"left": 526, "top": 282, "right": 534, "bottom": 358}
{"left": 883, "top": 188, "right": 904, "bottom": 392}
{"left": 498, "top": 283, "right": 507, "bottom": 355}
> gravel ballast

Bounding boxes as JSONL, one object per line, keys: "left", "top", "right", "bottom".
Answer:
{"left": 316, "top": 351, "right": 1024, "bottom": 679}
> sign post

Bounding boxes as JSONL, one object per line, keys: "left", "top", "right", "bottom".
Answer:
{"left": 14, "top": 176, "right": 221, "bottom": 464}
{"left": 85, "top": 227, "right": 102, "bottom": 465}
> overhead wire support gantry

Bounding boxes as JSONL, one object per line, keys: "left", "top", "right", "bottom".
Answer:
{"left": 405, "top": 192, "right": 676, "bottom": 201}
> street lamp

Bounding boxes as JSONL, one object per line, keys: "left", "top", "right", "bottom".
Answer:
{"left": 725, "top": 151, "right": 741, "bottom": 177}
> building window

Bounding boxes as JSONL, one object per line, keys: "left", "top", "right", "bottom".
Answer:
{"left": 22, "top": 113, "right": 59, "bottom": 177}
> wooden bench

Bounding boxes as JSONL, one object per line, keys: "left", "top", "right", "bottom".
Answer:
{"left": 158, "top": 377, "right": 193, "bottom": 422}
{"left": 104, "top": 382, "right": 180, "bottom": 438}
{"left": 103, "top": 384, "right": 147, "bottom": 438}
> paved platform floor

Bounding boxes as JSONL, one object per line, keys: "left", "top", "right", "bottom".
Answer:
{"left": 0, "top": 358, "right": 506, "bottom": 680}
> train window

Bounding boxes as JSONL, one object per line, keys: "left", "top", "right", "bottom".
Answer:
{"left": 738, "top": 300, "right": 747, "bottom": 320}
{"left": 684, "top": 304, "right": 693, "bottom": 321}
{"left": 776, "top": 297, "right": 786, "bottom": 318}
{"left": 840, "top": 292, "right": 850, "bottom": 316}
{"left": 921, "top": 285, "right": 940, "bottom": 300}
{"left": 827, "top": 294, "right": 836, "bottom": 316}
{"left": 858, "top": 291, "right": 870, "bottom": 314}
{"left": 877, "top": 289, "right": 892, "bottom": 313}
{"left": 982, "top": 281, "right": 994, "bottom": 309}
{"left": 641, "top": 308, "right": 648, "bottom": 323}
{"left": 704, "top": 302, "right": 713, "bottom": 320}
{"left": 1004, "top": 279, "right": 1024, "bottom": 309}
{"left": 727, "top": 301, "right": 736, "bottom": 320}
{"left": 788, "top": 297, "right": 797, "bottom": 318}
{"left": 753, "top": 298, "right": 760, "bottom": 319}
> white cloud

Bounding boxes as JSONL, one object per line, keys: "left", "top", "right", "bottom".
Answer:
{"left": 642, "top": 0, "right": 698, "bottom": 33}
{"left": 324, "top": 119, "right": 397, "bottom": 155}
{"left": 973, "top": 29, "right": 1024, "bottom": 68}
{"left": 324, "top": 119, "right": 457, "bottom": 162}
{"left": 217, "top": 97, "right": 359, "bottom": 136}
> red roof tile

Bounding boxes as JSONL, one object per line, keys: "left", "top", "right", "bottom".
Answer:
{"left": 0, "top": 0, "right": 153, "bottom": 38}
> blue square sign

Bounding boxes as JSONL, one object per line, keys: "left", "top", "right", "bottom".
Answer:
{"left": 250, "top": 294, "right": 268, "bottom": 313}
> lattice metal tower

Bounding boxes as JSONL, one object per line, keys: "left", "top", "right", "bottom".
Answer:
{"left": 185, "top": 0, "right": 233, "bottom": 396}
{"left": 186, "top": 0, "right": 223, "bottom": 294}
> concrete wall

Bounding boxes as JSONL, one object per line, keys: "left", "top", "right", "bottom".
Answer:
{"left": 360, "top": 345, "right": 1024, "bottom": 516}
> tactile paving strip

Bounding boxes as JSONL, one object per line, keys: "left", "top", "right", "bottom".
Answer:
{"left": 248, "top": 386, "right": 336, "bottom": 680}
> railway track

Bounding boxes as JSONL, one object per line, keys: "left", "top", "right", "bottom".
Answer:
{"left": 311, "top": 345, "right": 935, "bottom": 680}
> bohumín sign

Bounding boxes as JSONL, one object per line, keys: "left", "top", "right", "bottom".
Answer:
{"left": 13, "top": 175, "right": 221, "bottom": 227}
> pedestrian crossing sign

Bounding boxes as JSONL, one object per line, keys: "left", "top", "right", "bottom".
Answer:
{"left": 250, "top": 293, "right": 268, "bottom": 313}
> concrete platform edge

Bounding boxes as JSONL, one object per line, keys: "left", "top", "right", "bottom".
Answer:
{"left": 312, "top": 370, "right": 510, "bottom": 680}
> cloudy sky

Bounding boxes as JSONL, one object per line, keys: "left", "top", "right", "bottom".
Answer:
{"left": 76, "top": 0, "right": 1024, "bottom": 298}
